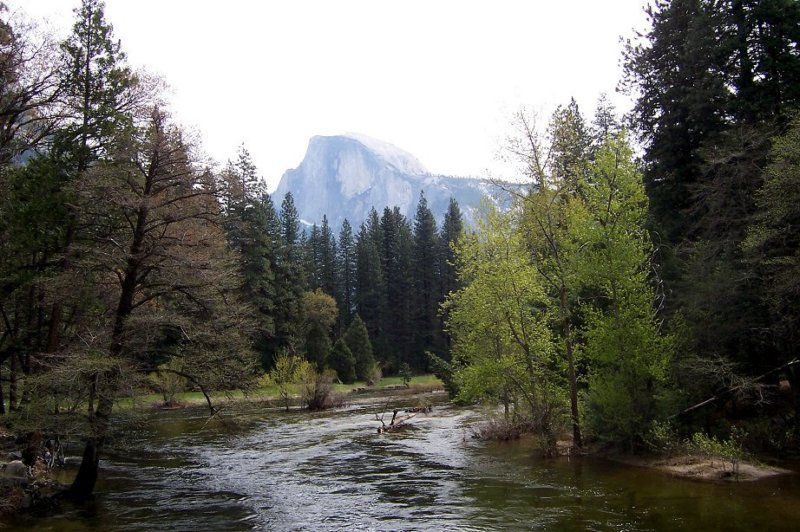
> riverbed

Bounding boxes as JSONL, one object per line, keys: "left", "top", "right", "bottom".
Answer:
{"left": 5, "top": 393, "right": 800, "bottom": 530}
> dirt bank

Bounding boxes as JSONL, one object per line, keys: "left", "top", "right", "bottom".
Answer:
{"left": 608, "top": 453, "right": 794, "bottom": 482}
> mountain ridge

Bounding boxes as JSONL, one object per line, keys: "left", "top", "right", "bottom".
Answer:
{"left": 273, "top": 134, "right": 516, "bottom": 229}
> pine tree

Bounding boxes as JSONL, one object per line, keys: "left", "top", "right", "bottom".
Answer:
{"left": 355, "top": 223, "right": 386, "bottom": 354}
{"left": 58, "top": 0, "right": 138, "bottom": 170}
{"left": 344, "top": 314, "right": 375, "bottom": 382}
{"left": 590, "top": 93, "right": 620, "bottom": 150}
{"left": 366, "top": 207, "right": 382, "bottom": 249}
{"left": 319, "top": 215, "right": 338, "bottom": 298}
{"left": 440, "top": 197, "right": 464, "bottom": 301}
{"left": 623, "top": 0, "right": 800, "bottom": 372}
{"left": 439, "top": 198, "right": 464, "bottom": 355}
{"left": 336, "top": 219, "right": 357, "bottom": 328}
{"left": 745, "top": 115, "right": 800, "bottom": 389}
{"left": 549, "top": 98, "right": 591, "bottom": 192}
{"left": 412, "top": 191, "right": 442, "bottom": 368}
{"left": 217, "top": 146, "right": 276, "bottom": 365}
{"left": 328, "top": 339, "right": 356, "bottom": 384}
{"left": 273, "top": 192, "right": 306, "bottom": 350}
{"left": 304, "top": 321, "right": 331, "bottom": 370}
{"left": 304, "top": 223, "right": 321, "bottom": 288}
{"left": 622, "top": 0, "right": 728, "bottom": 246}
{"left": 375, "top": 207, "right": 415, "bottom": 367}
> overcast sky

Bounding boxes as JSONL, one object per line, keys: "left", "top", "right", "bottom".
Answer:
{"left": 14, "top": 1, "right": 648, "bottom": 191}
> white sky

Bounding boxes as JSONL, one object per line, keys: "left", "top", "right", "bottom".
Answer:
{"left": 13, "top": 1, "right": 649, "bottom": 191}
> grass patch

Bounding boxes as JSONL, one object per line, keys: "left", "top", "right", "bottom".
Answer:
{"left": 115, "top": 374, "right": 443, "bottom": 411}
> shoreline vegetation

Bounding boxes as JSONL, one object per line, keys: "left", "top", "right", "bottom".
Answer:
{"left": 134, "top": 374, "right": 445, "bottom": 411}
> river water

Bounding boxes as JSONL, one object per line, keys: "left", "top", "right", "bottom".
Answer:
{"left": 5, "top": 392, "right": 800, "bottom": 531}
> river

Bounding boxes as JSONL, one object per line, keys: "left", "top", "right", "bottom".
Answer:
{"left": 5, "top": 392, "right": 800, "bottom": 530}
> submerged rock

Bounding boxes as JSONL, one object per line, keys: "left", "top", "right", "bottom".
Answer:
{"left": 2, "top": 460, "right": 28, "bottom": 479}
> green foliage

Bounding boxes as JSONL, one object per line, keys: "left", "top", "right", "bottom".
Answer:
{"left": 644, "top": 421, "right": 748, "bottom": 474}
{"left": 365, "top": 363, "right": 382, "bottom": 387}
{"left": 449, "top": 129, "right": 671, "bottom": 448}
{"left": 426, "top": 350, "right": 460, "bottom": 399}
{"left": 576, "top": 136, "right": 673, "bottom": 445}
{"left": 644, "top": 420, "right": 682, "bottom": 455}
{"left": 304, "top": 322, "right": 331, "bottom": 370}
{"left": 688, "top": 427, "right": 748, "bottom": 475}
{"left": 328, "top": 339, "right": 356, "bottom": 384}
{"left": 579, "top": 137, "right": 672, "bottom": 443}
{"left": 623, "top": 0, "right": 800, "bottom": 384}
{"left": 343, "top": 315, "right": 375, "bottom": 382}
{"left": 269, "top": 352, "right": 311, "bottom": 411}
{"left": 745, "top": 115, "right": 800, "bottom": 357}
{"left": 299, "top": 367, "right": 339, "bottom": 411}
{"left": 412, "top": 191, "right": 443, "bottom": 366}
{"left": 301, "top": 289, "right": 339, "bottom": 334}
{"left": 399, "top": 362, "right": 413, "bottom": 387}
{"left": 148, "top": 359, "right": 188, "bottom": 406}
{"left": 446, "top": 206, "right": 566, "bottom": 440}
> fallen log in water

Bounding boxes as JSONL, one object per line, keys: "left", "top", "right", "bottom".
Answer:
{"left": 374, "top": 405, "right": 432, "bottom": 433}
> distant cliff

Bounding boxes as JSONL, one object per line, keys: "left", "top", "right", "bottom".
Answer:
{"left": 272, "top": 134, "right": 515, "bottom": 228}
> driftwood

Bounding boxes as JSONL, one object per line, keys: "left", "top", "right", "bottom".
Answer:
{"left": 672, "top": 358, "right": 800, "bottom": 419}
{"left": 375, "top": 405, "right": 432, "bottom": 433}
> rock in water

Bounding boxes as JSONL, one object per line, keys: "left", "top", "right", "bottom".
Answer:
{"left": 2, "top": 460, "right": 28, "bottom": 479}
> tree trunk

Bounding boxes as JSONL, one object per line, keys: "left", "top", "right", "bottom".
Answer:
{"left": 68, "top": 380, "right": 116, "bottom": 500}
{"left": 787, "top": 363, "right": 800, "bottom": 417}
{"left": 0, "top": 361, "right": 5, "bottom": 414}
{"left": 20, "top": 352, "right": 31, "bottom": 404}
{"left": 68, "top": 189, "right": 145, "bottom": 498}
{"left": 9, "top": 349, "right": 17, "bottom": 412}
{"left": 68, "top": 437, "right": 102, "bottom": 501}
{"left": 561, "top": 286, "right": 582, "bottom": 448}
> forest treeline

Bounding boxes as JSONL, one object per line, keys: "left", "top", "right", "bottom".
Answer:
{"left": 222, "top": 169, "right": 464, "bottom": 376}
{"left": 1, "top": 0, "right": 800, "bottom": 501}
{"left": 438, "top": 0, "right": 800, "bottom": 455}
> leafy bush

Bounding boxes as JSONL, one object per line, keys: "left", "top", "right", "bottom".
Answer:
{"left": 148, "top": 358, "right": 187, "bottom": 406}
{"left": 644, "top": 420, "right": 681, "bottom": 455}
{"left": 365, "top": 363, "right": 382, "bottom": 386}
{"left": 427, "top": 351, "right": 460, "bottom": 398}
{"left": 688, "top": 427, "right": 748, "bottom": 476}
{"left": 300, "top": 368, "right": 343, "bottom": 410}
{"left": 269, "top": 352, "right": 311, "bottom": 410}
{"left": 399, "top": 362, "right": 413, "bottom": 387}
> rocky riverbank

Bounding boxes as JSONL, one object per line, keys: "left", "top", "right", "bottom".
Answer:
{"left": 1, "top": 432, "right": 67, "bottom": 518}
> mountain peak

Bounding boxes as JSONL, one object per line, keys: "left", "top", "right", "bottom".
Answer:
{"left": 340, "top": 133, "right": 428, "bottom": 176}
{"left": 274, "top": 134, "right": 511, "bottom": 230}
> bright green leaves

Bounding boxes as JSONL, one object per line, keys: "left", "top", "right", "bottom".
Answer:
{"left": 446, "top": 206, "right": 558, "bottom": 416}
{"left": 447, "top": 132, "right": 671, "bottom": 446}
